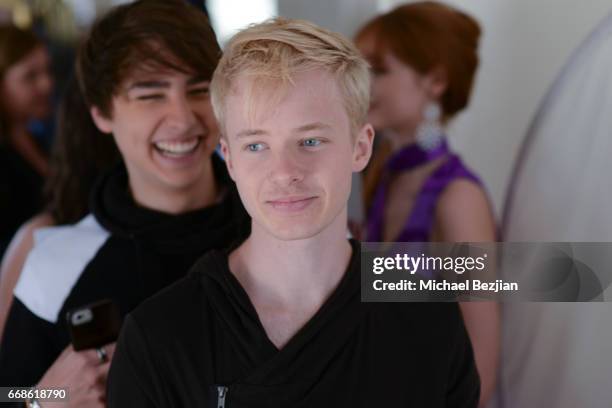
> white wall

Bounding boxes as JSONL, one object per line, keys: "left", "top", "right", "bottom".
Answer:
{"left": 278, "top": 0, "right": 377, "bottom": 38}
{"left": 279, "top": 0, "right": 612, "bottom": 218}
{"left": 379, "top": 0, "right": 612, "bottom": 216}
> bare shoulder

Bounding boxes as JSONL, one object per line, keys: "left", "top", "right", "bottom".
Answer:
{"left": 5, "top": 213, "right": 55, "bottom": 255}
{"left": 19, "top": 213, "right": 55, "bottom": 238}
{"left": 438, "top": 179, "right": 490, "bottom": 214}
{"left": 1, "top": 212, "right": 55, "bottom": 284}
{"left": 435, "top": 179, "right": 496, "bottom": 241}
{"left": 0, "top": 213, "right": 56, "bottom": 331}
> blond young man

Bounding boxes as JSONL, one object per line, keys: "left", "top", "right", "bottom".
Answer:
{"left": 107, "top": 18, "right": 479, "bottom": 407}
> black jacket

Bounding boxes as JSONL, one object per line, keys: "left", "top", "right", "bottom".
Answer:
{"left": 108, "top": 240, "right": 480, "bottom": 407}
{"left": 0, "top": 154, "right": 250, "bottom": 388}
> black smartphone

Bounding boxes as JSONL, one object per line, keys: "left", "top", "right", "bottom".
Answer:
{"left": 65, "top": 299, "right": 122, "bottom": 351}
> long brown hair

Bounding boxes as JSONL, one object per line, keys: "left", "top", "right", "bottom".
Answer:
{"left": 44, "top": 75, "right": 120, "bottom": 224}
{"left": 0, "top": 25, "right": 42, "bottom": 144}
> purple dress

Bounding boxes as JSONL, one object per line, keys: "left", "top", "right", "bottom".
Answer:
{"left": 366, "top": 139, "right": 482, "bottom": 242}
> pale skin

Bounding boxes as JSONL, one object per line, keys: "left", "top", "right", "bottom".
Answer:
{"left": 220, "top": 69, "right": 374, "bottom": 349}
{"left": 32, "top": 64, "right": 221, "bottom": 407}
{"left": 358, "top": 35, "right": 499, "bottom": 406}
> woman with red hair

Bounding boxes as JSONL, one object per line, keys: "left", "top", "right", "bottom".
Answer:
{"left": 356, "top": 2, "right": 498, "bottom": 405}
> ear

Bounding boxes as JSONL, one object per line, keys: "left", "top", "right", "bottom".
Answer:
{"left": 424, "top": 66, "right": 448, "bottom": 100}
{"left": 219, "top": 137, "right": 236, "bottom": 181}
{"left": 90, "top": 106, "right": 114, "bottom": 134}
{"left": 352, "top": 123, "right": 375, "bottom": 172}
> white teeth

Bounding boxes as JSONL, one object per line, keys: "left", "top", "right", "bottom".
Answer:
{"left": 154, "top": 138, "right": 200, "bottom": 155}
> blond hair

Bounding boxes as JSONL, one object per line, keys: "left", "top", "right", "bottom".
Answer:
{"left": 210, "top": 17, "right": 370, "bottom": 135}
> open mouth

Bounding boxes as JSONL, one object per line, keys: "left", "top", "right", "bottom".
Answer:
{"left": 152, "top": 136, "right": 202, "bottom": 157}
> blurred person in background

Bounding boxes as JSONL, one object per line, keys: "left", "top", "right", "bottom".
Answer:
{"left": 0, "top": 25, "right": 54, "bottom": 259}
{"left": 0, "top": 1, "right": 249, "bottom": 406}
{"left": 356, "top": 2, "right": 498, "bottom": 405}
{"left": 0, "top": 75, "right": 120, "bottom": 339}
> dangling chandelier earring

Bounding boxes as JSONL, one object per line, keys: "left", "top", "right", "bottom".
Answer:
{"left": 415, "top": 102, "right": 444, "bottom": 151}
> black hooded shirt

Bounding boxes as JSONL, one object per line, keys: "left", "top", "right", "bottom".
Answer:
{"left": 107, "top": 240, "right": 480, "bottom": 407}
{"left": 0, "top": 154, "right": 250, "bottom": 388}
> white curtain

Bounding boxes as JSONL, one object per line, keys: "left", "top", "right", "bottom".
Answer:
{"left": 498, "top": 11, "right": 612, "bottom": 408}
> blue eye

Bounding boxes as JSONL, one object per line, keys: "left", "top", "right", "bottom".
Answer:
{"left": 246, "top": 143, "right": 264, "bottom": 152}
{"left": 302, "top": 138, "right": 321, "bottom": 147}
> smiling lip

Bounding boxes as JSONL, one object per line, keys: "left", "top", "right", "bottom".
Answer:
{"left": 152, "top": 135, "right": 203, "bottom": 156}
{"left": 266, "top": 196, "right": 318, "bottom": 212}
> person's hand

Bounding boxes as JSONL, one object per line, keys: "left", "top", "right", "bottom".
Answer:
{"left": 35, "top": 343, "right": 116, "bottom": 407}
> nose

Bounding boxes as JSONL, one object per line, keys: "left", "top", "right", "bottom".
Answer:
{"left": 165, "top": 94, "right": 198, "bottom": 134}
{"left": 268, "top": 148, "right": 305, "bottom": 187}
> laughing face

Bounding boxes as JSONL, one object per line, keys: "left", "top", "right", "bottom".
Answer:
{"left": 221, "top": 69, "right": 373, "bottom": 241}
{"left": 91, "top": 64, "right": 219, "bottom": 198}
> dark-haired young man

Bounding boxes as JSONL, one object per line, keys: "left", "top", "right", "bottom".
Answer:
{"left": 0, "top": 1, "right": 248, "bottom": 405}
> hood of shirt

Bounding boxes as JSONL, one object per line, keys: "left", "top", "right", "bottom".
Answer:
{"left": 89, "top": 153, "right": 251, "bottom": 284}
